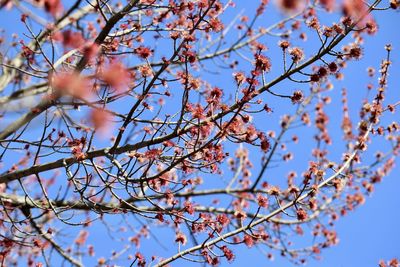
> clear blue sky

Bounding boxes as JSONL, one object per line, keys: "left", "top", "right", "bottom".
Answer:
{"left": 230, "top": 3, "right": 400, "bottom": 266}
{"left": 0, "top": 1, "right": 399, "bottom": 266}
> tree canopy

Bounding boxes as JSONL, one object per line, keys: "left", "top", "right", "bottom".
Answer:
{"left": 0, "top": 0, "right": 399, "bottom": 266}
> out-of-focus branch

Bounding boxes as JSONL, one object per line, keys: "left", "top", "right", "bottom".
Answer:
{"left": 0, "top": 0, "right": 140, "bottom": 141}
{"left": 0, "top": 0, "right": 96, "bottom": 92}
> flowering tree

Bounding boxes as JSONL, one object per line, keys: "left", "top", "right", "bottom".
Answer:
{"left": 0, "top": 0, "right": 399, "bottom": 266}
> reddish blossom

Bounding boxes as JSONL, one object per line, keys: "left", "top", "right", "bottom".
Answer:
{"left": 254, "top": 54, "right": 272, "bottom": 72}
{"left": 139, "top": 65, "right": 153, "bottom": 77}
{"left": 296, "top": 208, "right": 308, "bottom": 221}
{"left": 44, "top": 0, "right": 63, "bottom": 17}
{"left": 389, "top": 259, "right": 400, "bottom": 267}
{"left": 144, "top": 149, "right": 162, "bottom": 160}
{"left": 184, "top": 201, "right": 195, "bottom": 215}
{"left": 175, "top": 232, "right": 187, "bottom": 245}
{"left": 207, "top": 87, "right": 223, "bottom": 105}
{"left": 342, "top": 0, "right": 367, "bottom": 22}
{"left": 82, "top": 42, "right": 100, "bottom": 61}
{"left": 276, "top": 0, "right": 306, "bottom": 13}
{"left": 53, "top": 30, "right": 85, "bottom": 49}
{"left": 328, "top": 62, "right": 338, "bottom": 72}
{"left": 233, "top": 72, "right": 246, "bottom": 86}
{"left": 319, "top": 0, "right": 335, "bottom": 11}
{"left": 279, "top": 40, "right": 290, "bottom": 50}
{"left": 183, "top": 50, "right": 197, "bottom": 63}
{"left": 260, "top": 138, "right": 270, "bottom": 152}
{"left": 289, "top": 47, "right": 304, "bottom": 62}
{"left": 216, "top": 214, "right": 230, "bottom": 227}
{"left": 221, "top": 246, "right": 235, "bottom": 262}
{"left": 99, "top": 62, "right": 131, "bottom": 90}
{"left": 209, "top": 18, "right": 224, "bottom": 32}
{"left": 50, "top": 72, "right": 90, "bottom": 98}
{"left": 291, "top": 90, "right": 304, "bottom": 104}
{"left": 243, "top": 235, "right": 254, "bottom": 247}
{"left": 134, "top": 46, "right": 153, "bottom": 59}
{"left": 190, "top": 104, "right": 206, "bottom": 119}
{"left": 74, "top": 231, "right": 89, "bottom": 246}
{"left": 90, "top": 108, "right": 112, "bottom": 130}
{"left": 257, "top": 194, "right": 268, "bottom": 208}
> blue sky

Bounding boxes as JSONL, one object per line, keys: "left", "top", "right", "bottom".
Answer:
{"left": 0, "top": 1, "right": 399, "bottom": 266}
{"left": 229, "top": 2, "right": 400, "bottom": 266}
